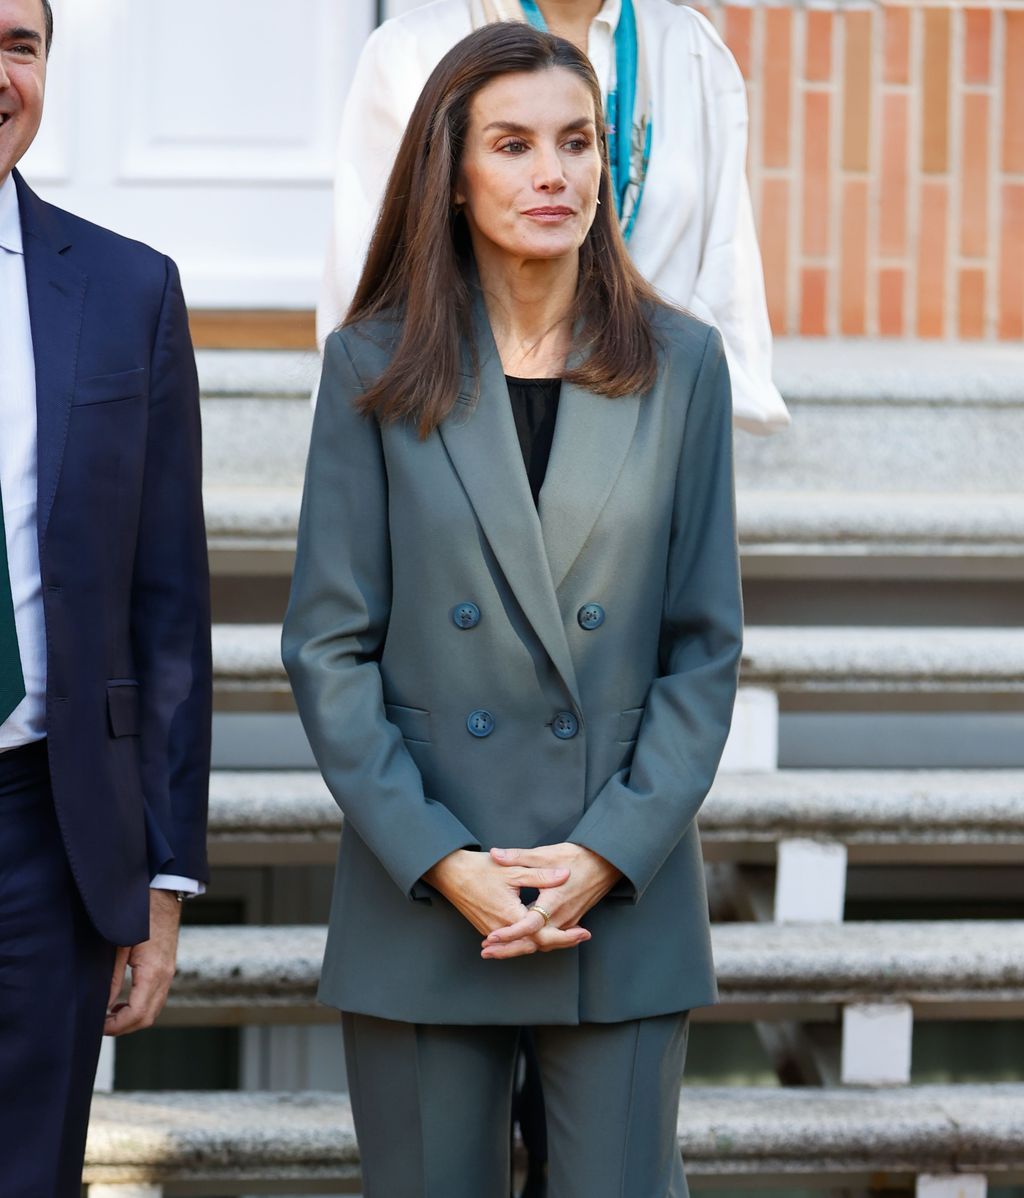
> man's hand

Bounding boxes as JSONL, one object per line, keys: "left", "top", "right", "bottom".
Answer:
{"left": 105, "top": 889, "right": 182, "bottom": 1036}
{"left": 423, "top": 849, "right": 590, "bottom": 957}
{"left": 481, "top": 844, "right": 622, "bottom": 959}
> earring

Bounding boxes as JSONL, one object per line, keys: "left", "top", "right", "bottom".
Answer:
{"left": 596, "top": 197, "right": 602, "bottom": 206}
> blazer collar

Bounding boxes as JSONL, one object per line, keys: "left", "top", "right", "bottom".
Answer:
{"left": 439, "top": 285, "right": 642, "bottom": 705}
{"left": 15, "top": 170, "right": 87, "bottom": 545}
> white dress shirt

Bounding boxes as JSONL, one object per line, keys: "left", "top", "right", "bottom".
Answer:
{"left": 0, "top": 173, "right": 201, "bottom": 896}
{"left": 316, "top": 0, "right": 790, "bottom": 434}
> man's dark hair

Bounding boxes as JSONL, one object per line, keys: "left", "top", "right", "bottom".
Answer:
{"left": 41, "top": 0, "right": 53, "bottom": 54}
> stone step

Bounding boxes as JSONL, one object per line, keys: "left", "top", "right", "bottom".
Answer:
{"left": 161, "top": 921, "right": 1024, "bottom": 1026}
{"left": 195, "top": 342, "right": 1024, "bottom": 494}
{"left": 205, "top": 485, "right": 1024, "bottom": 579}
{"left": 206, "top": 768, "right": 1024, "bottom": 867}
{"left": 84, "top": 1083, "right": 1024, "bottom": 1189}
{"left": 211, "top": 624, "right": 1024, "bottom": 706}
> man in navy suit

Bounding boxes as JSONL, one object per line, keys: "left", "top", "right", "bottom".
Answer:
{"left": 0, "top": 1, "right": 211, "bottom": 1192}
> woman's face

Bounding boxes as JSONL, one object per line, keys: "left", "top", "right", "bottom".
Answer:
{"left": 454, "top": 66, "right": 602, "bottom": 266}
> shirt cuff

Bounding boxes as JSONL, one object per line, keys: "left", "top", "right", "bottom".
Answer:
{"left": 150, "top": 874, "right": 206, "bottom": 897}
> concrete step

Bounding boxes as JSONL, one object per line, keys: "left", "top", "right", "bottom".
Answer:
{"left": 84, "top": 1084, "right": 1024, "bottom": 1189}
{"left": 211, "top": 623, "right": 1024, "bottom": 708}
{"left": 206, "top": 768, "right": 1024, "bottom": 867}
{"left": 161, "top": 921, "right": 1024, "bottom": 1026}
{"left": 196, "top": 343, "right": 1024, "bottom": 496}
{"left": 205, "top": 485, "right": 1024, "bottom": 579}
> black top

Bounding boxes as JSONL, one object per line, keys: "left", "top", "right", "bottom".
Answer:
{"left": 506, "top": 375, "right": 561, "bottom": 507}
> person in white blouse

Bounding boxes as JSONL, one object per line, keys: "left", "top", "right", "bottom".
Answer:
{"left": 318, "top": 0, "right": 790, "bottom": 434}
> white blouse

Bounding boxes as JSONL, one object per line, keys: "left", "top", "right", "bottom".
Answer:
{"left": 317, "top": 0, "right": 790, "bottom": 434}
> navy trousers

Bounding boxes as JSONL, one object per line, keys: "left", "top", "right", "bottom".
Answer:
{"left": 0, "top": 740, "right": 116, "bottom": 1197}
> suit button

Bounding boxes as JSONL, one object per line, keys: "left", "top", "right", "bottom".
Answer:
{"left": 467, "top": 709, "right": 495, "bottom": 738}
{"left": 577, "top": 603, "right": 605, "bottom": 630}
{"left": 552, "top": 711, "right": 579, "bottom": 740}
{"left": 452, "top": 602, "right": 481, "bottom": 630}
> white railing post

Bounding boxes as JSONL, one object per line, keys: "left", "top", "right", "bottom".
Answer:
{"left": 774, "top": 839, "right": 848, "bottom": 923}
{"left": 916, "top": 1175, "right": 987, "bottom": 1198}
{"left": 841, "top": 1001, "right": 914, "bottom": 1086}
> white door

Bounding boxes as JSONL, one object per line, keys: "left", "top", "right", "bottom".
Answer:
{"left": 19, "top": 0, "right": 376, "bottom": 308}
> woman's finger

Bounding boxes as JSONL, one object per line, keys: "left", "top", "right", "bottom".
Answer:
{"left": 509, "top": 866, "right": 570, "bottom": 890}
{"left": 491, "top": 846, "right": 546, "bottom": 867}
{"left": 486, "top": 909, "right": 548, "bottom": 943}
{"left": 481, "top": 936, "right": 538, "bottom": 959}
{"left": 482, "top": 927, "right": 590, "bottom": 959}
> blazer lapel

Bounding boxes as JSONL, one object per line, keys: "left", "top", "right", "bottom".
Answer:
{"left": 438, "top": 295, "right": 581, "bottom": 706}
{"left": 15, "top": 171, "right": 87, "bottom": 545}
{"left": 539, "top": 373, "right": 641, "bottom": 593}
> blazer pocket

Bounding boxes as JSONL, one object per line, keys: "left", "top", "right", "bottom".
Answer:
{"left": 107, "top": 680, "right": 141, "bottom": 737}
{"left": 74, "top": 368, "right": 147, "bottom": 407}
{"left": 618, "top": 706, "right": 645, "bottom": 743}
{"left": 384, "top": 703, "right": 431, "bottom": 744}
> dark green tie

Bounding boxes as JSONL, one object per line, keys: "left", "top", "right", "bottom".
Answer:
{"left": 0, "top": 480, "right": 25, "bottom": 724}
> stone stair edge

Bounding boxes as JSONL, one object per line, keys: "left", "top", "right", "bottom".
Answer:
{"left": 167, "top": 921, "right": 1024, "bottom": 1001}
{"left": 84, "top": 1083, "right": 1024, "bottom": 1173}
{"left": 194, "top": 343, "right": 1024, "bottom": 407}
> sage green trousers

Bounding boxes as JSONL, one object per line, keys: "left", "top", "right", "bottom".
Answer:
{"left": 341, "top": 1010, "right": 690, "bottom": 1198}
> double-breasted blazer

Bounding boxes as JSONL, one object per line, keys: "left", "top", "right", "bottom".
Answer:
{"left": 282, "top": 296, "right": 742, "bottom": 1025}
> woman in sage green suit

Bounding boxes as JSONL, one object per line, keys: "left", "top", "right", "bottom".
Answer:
{"left": 282, "top": 21, "right": 742, "bottom": 1198}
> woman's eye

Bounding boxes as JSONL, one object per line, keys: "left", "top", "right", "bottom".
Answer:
{"left": 564, "top": 139, "right": 590, "bottom": 153}
{"left": 500, "top": 140, "right": 528, "bottom": 154}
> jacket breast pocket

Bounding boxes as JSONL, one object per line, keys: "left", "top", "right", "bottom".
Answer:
{"left": 107, "top": 680, "right": 141, "bottom": 737}
{"left": 384, "top": 703, "right": 431, "bottom": 744}
{"left": 74, "top": 368, "right": 147, "bottom": 407}
{"left": 618, "top": 706, "right": 645, "bottom": 743}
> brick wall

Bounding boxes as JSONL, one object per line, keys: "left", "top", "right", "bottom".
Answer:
{"left": 694, "top": 1, "right": 1022, "bottom": 340}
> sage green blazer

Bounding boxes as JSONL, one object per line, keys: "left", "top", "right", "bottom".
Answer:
{"left": 282, "top": 298, "right": 742, "bottom": 1025}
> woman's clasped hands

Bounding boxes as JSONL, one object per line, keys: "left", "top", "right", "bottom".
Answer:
{"left": 423, "top": 843, "right": 622, "bottom": 960}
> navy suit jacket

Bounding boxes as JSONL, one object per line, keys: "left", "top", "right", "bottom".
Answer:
{"left": 14, "top": 171, "right": 212, "bottom": 947}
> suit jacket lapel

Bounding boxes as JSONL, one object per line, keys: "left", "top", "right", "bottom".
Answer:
{"left": 15, "top": 171, "right": 87, "bottom": 545}
{"left": 438, "top": 294, "right": 581, "bottom": 707}
{"left": 539, "top": 373, "right": 641, "bottom": 594}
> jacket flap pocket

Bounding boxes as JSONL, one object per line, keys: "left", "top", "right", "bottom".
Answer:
{"left": 618, "top": 706, "right": 645, "bottom": 743}
{"left": 107, "top": 681, "right": 141, "bottom": 737}
{"left": 384, "top": 703, "right": 431, "bottom": 744}
{"left": 75, "top": 368, "right": 147, "bottom": 407}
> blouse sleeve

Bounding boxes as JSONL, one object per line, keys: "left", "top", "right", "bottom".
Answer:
{"left": 315, "top": 20, "right": 425, "bottom": 353}
{"left": 684, "top": 11, "right": 790, "bottom": 436}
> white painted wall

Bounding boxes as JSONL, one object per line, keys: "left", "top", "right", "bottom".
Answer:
{"left": 20, "top": 0, "right": 375, "bottom": 307}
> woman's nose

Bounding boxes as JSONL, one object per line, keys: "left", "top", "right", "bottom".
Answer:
{"left": 534, "top": 147, "right": 566, "bottom": 192}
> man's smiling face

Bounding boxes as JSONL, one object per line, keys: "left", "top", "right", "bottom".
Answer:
{"left": 0, "top": 0, "right": 47, "bottom": 186}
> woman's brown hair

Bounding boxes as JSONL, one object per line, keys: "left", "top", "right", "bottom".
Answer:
{"left": 346, "top": 21, "right": 664, "bottom": 438}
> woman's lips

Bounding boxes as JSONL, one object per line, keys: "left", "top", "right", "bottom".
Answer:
{"left": 522, "top": 207, "right": 575, "bottom": 221}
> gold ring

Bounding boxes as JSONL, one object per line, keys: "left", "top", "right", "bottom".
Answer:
{"left": 527, "top": 903, "right": 553, "bottom": 926}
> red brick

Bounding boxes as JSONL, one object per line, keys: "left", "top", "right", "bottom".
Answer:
{"left": 964, "top": 9, "right": 991, "bottom": 85}
{"left": 763, "top": 8, "right": 792, "bottom": 168}
{"left": 843, "top": 11, "right": 873, "bottom": 173}
{"left": 800, "top": 269, "right": 828, "bottom": 335}
{"left": 1004, "top": 13, "right": 1024, "bottom": 173}
{"left": 725, "top": 7, "right": 752, "bottom": 80}
{"left": 802, "top": 92, "right": 831, "bottom": 258}
{"left": 761, "top": 178, "right": 790, "bottom": 332}
{"left": 961, "top": 93, "right": 989, "bottom": 260}
{"left": 958, "top": 269, "right": 986, "bottom": 339}
{"left": 884, "top": 7, "right": 909, "bottom": 86}
{"left": 878, "top": 269, "right": 905, "bottom": 336}
{"left": 998, "top": 184, "right": 1024, "bottom": 340}
{"left": 879, "top": 93, "right": 908, "bottom": 259}
{"left": 916, "top": 180, "right": 949, "bottom": 338}
{"left": 805, "top": 11, "right": 832, "bottom": 82}
{"left": 922, "top": 8, "right": 950, "bottom": 175}
{"left": 840, "top": 179, "right": 868, "bottom": 335}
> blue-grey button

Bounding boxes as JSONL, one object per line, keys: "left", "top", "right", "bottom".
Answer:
{"left": 452, "top": 602, "right": 481, "bottom": 629}
{"left": 552, "top": 711, "right": 579, "bottom": 740}
{"left": 467, "top": 709, "right": 495, "bottom": 738}
{"left": 578, "top": 603, "right": 605, "bottom": 630}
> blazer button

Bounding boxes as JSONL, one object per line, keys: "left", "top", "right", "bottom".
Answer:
{"left": 467, "top": 709, "right": 495, "bottom": 738}
{"left": 552, "top": 711, "right": 579, "bottom": 740}
{"left": 577, "top": 603, "right": 605, "bottom": 630}
{"left": 452, "top": 602, "right": 481, "bottom": 630}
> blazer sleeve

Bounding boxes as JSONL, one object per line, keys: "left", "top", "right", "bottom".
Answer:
{"left": 567, "top": 326, "right": 743, "bottom": 901}
{"left": 282, "top": 331, "right": 481, "bottom": 899}
{"left": 132, "top": 256, "right": 212, "bottom": 885}
{"left": 684, "top": 12, "right": 790, "bottom": 436}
